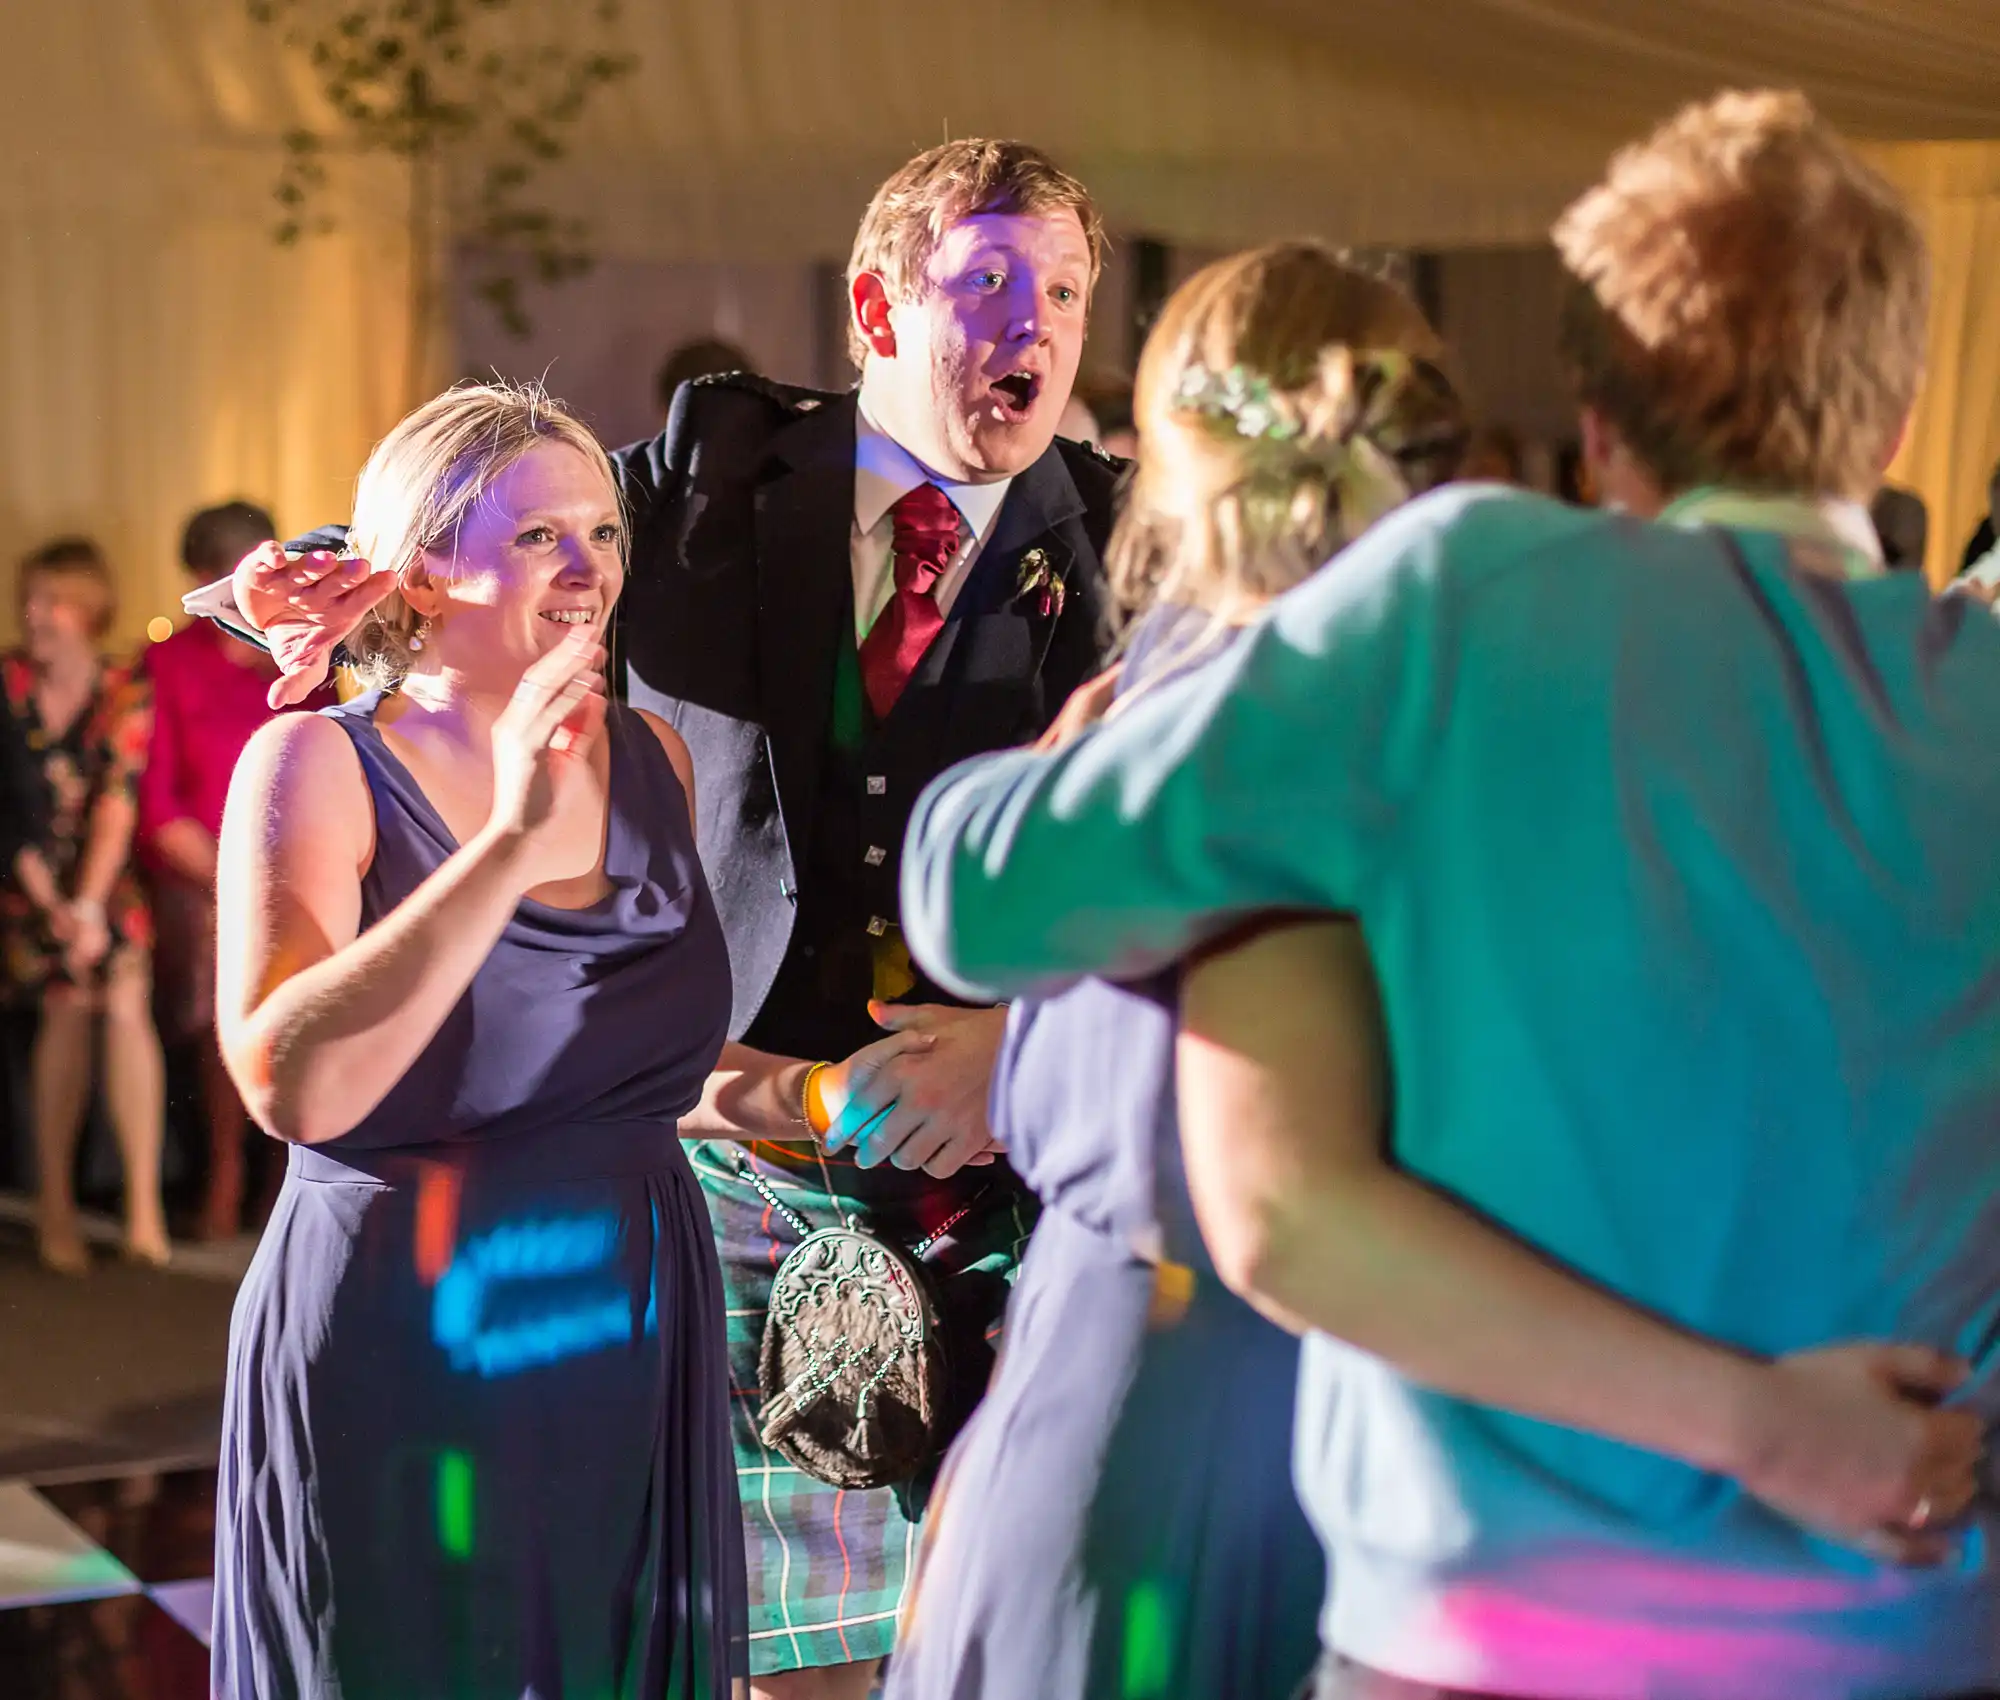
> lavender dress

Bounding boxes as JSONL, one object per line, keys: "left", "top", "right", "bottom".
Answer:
{"left": 212, "top": 697, "right": 746, "bottom": 1699}
{"left": 888, "top": 617, "right": 1324, "bottom": 1700}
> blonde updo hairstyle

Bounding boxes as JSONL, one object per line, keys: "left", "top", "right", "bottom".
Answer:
{"left": 1108, "top": 243, "right": 1468, "bottom": 625}
{"left": 345, "top": 379, "right": 623, "bottom": 693}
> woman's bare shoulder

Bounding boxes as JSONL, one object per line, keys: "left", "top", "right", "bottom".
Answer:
{"left": 231, "top": 711, "right": 373, "bottom": 857}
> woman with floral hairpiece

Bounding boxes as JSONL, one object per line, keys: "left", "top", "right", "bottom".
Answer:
{"left": 882, "top": 244, "right": 1475, "bottom": 1700}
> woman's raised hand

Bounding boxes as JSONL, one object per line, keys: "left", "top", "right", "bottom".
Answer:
{"left": 485, "top": 628, "right": 608, "bottom": 873}
{"left": 233, "top": 542, "right": 401, "bottom": 709}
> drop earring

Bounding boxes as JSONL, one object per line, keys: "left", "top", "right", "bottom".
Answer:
{"left": 408, "top": 615, "right": 433, "bottom": 653}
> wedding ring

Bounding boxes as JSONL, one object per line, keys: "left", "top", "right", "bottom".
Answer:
{"left": 1909, "top": 1492, "right": 1935, "bottom": 1530}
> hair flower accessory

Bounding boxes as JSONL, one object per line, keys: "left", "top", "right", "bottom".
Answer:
{"left": 1014, "top": 547, "right": 1065, "bottom": 619}
{"left": 1172, "top": 363, "right": 1302, "bottom": 441}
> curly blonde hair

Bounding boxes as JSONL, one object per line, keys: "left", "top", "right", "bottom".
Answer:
{"left": 1553, "top": 89, "right": 1927, "bottom": 502}
{"left": 344, "top": 379, "right": 621, "bottom": 693}
{"left": 1108, "top": 243, "right": 1468, "bottom": 625}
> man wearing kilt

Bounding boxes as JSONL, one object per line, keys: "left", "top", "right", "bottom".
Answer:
{"left": 202, "top": 139, "right": 1122, "bottom": 1699}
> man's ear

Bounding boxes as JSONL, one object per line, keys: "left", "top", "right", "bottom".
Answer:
{"left": 851, "top": 272, "right": 899, "bottom": 361}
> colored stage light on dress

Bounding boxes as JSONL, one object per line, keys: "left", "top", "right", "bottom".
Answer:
{"left": 436, "top": 1449, "right": 475, "bottom": 1559}
{"left": 430, "top": 1211, "right": 655, "bottom": 1378}
{"left": 1122, "top": 1577, "right": 1177, "bottom": 1699}
{"left": 414, "top": 1162, "right": 463, "bottom": 1286}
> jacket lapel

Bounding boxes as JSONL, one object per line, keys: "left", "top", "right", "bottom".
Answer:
{"left": 908, "top": 442, "right": 1088, "bottom": 694}
{"left": 893, "top": 443, "right": 1092, "bottom": 768}
{"left": 958, "top": 443, "right": 1088, "bottom": 622}
{"left": 753, "top": 393, "right": 857, "bottom": 858}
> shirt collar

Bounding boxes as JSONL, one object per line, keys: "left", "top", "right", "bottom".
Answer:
{"left": 1656, "top": 486, "right": 1885, "bottom": 579}
{"left": 853, "top": 399, "right": 1013, "bottom": 544}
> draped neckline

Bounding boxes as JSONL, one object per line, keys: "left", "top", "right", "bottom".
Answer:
{"left": 330, "top": 692, "right": 684, "bottom": 943}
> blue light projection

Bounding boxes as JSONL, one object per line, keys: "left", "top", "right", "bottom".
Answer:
{"left": 430, "top": 1211, "right": 654, "bottom": 1378}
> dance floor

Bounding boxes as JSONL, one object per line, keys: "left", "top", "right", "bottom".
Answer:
{"left": 0, "top": 1469, "right": 214, "bottom": 1698}
{"left": 0, "top": 1205, "right": 241, "bottom": 1696}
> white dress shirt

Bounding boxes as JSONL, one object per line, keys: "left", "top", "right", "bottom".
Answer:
{"left": 851, "top": 401, "right": 1013, "bottom": 643}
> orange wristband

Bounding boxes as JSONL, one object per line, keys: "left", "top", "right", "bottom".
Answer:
{"left": 801, "top": 1061, "right": 832, "bottom": 1138}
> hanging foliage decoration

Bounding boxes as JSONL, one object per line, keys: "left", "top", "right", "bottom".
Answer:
{"left": 246, "top": 0, "right": 638, "bottom": 336}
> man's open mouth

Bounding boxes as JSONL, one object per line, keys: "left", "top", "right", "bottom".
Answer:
{"left": 990, "top": 371, "right": 1041, "bottom": 417}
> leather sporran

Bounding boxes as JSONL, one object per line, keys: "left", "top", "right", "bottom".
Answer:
{"left": 737, "top": 1158, "right": 978, "bottom": 1490}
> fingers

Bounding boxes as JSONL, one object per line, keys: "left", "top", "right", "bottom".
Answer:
{"left": 521, "top": 624, "right": 604, "bottom": 685}
{"left": 841, "top": 1028, "right": 935, "bottom": 1093}
{"left": 829, "top": 1100, "right": 897, "bottom": 1163}
{"left": 248, "top": 549, "right": 387, "bottom": 621}
{"left": 265, "top": 627, "right": 335, "bottom": 708}
{"left": 870, "top": 1000, "right": 994, "bottom": 1032}
{"left": 513, "top": 633, "right": 606, "bottom": 744}
{"left": 277, "top": 549, "right": 383, "bottom": 598}
{"left": 820, "top": 1031, "right": 934, "bottom": 1153}
{"left": 1911, "top": 1409, "right": 1987, "bottom": 1524}
{"left": 1859, "top": 1527, "right": 1955, "bottom": 1567}
{"left": 1877, "top": 1345, "right": 1971, "bottom": 1403}
{"left": 852, "top": 1101, "right": 934, "bottom": 1169}
{"left": 524, "top": 671, "right": 605, "bottom": 754}
{"left": 515, "top": 629, "right": 605, "bottom": 713}
{"left": 549, "top": 688, "right": 608, "bottom": 759}
{"left": 870, "top": 999, "right": 944, "bottom": 1034}
{"left": 319, "top": 566, "right": 401, "bottom": 621}
{"left": 913, "top": 1123, "right": 991, "bottom": 1179}
{"left": 238, "top": 539, "right": 289, "bottom": 588}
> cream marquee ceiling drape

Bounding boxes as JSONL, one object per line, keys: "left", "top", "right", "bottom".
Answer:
{"left": 6, "top": 0, "right": 1999, "bottom": 639}
{"left": 3, "top": 1, "right": 429, "bottom": 645}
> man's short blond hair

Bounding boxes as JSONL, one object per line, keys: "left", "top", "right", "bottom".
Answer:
{"left": 844, "top": 139, "right": 1105, "bottom": 367}
{"left": 1553, "top": 89, "right": 1928, "bottom": 501}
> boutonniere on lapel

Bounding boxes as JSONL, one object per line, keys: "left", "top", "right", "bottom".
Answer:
{"left": 1012, "top": 548, "right": 1066, "bottom": 620}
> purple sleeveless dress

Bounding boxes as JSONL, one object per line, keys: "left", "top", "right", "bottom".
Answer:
{"left": 888, "top": 613, "right": 1324, "bottom": 1700}
{"left": 212, "top": 697, "right": 745, "bottom": 1698}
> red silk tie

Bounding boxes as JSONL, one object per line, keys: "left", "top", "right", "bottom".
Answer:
{"left": 858, "top": 483, "right": 962, "bottom": 719}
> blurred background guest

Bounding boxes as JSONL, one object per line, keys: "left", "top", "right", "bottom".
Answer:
{"left": 0, "top": 685, "right": 47, "bottom": 1184}
{"left": 1460, "top": 421, "right": 1527, "bottom": 484}
{"left": 653, "top": 335, "right": 755, "bottom": 427}
{"left": 1961, "top": 458, "right": 2000, "bottom": 573}
{"left": 0, "top": 680, "right": 44, "bottom": 908}
{"left": 1, "top": 539, "right": 168, "bottom": 1272}
{"left": 1869, "top": 482, "right": 1929, "bottom": 573}
{"left": 1057, "top": 393, "right": 1102, "bottom": 445}
{"left": 1093, "top": 387, "right": 1139, "bottom": 461}
{"left": 139, "top": 500, "right": 292, "bottom": 1240}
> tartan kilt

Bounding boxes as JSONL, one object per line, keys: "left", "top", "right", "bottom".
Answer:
{"left": 686, "top": 1137, "right": 1036, "bottom": 1674}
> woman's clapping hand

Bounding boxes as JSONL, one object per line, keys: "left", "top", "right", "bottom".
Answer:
{"left": 485, "top": 628, "right": 608, "bottom": 881}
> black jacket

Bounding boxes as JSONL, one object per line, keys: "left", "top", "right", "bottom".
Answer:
{"left": 615, "top": 376, "right": 1124, "bottom": 1040}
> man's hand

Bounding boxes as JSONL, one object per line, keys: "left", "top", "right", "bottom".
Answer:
{"left": 823, "top": 1003, "right": 1007, "bottom": 1178}
{"left": 233, "top": 542, "right": 400, "bottom": 708}
{"left": 1738, "top": 1343, "right": 1986, "bottom": 1564}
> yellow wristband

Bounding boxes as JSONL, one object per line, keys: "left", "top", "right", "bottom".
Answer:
{"left": 801, "top": 1061, "right": 832, "bottom": 1138}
